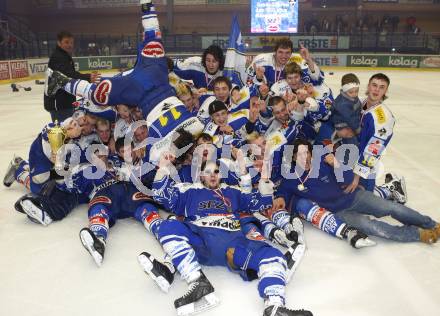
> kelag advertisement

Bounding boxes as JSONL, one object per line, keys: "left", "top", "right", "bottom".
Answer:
{"left": 251, "top": 0, "right": 299, "bottom": 33}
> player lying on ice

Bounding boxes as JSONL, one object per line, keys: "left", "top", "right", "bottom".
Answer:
{"left": 272, "top": 138, "right": 440, "bottom": 244}
{"left": 3, "top": 117, "right": 82, "bottom": 195}
{"left": 135, "top": 150, "right": 313, "bottom": 316}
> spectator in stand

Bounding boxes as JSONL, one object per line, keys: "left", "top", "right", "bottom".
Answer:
{"left": 103, "top": 44, "right": 110, "bottom": 56}
{"left": 44, "top": 31, "right": 100, "bottom": 123}
{"left": 321, "top": 17, "right": 331, "bottom": 33}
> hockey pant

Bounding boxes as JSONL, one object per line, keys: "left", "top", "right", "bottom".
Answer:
{"left": 157, "top": 219, "right": 288, "bottom": 302}
{"left": 31, "top": 180, "right": 87, "bottom": 221}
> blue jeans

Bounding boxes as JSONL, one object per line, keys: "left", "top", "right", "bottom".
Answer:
{"left": 335, "top": 190, "right": 437, "bottom": 242}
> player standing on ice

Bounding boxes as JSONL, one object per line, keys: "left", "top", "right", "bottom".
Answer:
{"left": 343, "top": 73, "right": 407, "bottom": 202}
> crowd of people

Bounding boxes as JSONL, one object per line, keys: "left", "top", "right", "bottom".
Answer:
{"left": 3, "top": 1, "right": 440, "bottom": 316}
{"left": 302, "top": 13, "right": 421, "bottom": 35}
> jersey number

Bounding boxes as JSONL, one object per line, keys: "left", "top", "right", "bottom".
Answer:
{"left": 159, "top": 107, "right": 182, "bottom": 127}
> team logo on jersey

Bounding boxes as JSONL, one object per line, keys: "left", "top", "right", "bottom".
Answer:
{"left": 199, "top": 200, "right": 225, "bottom": 210}
{"left": 89, "top": 195, "right": 112, "bottom": 207}
{"left": 142, "top": 41, "right": 165, "bottom": 58}
{"left": 366, "top": 139, "right": 384, "bottom": 156}
{"left": 94, "top": 80, "right": 112, "bottom": 105}
{"left": 133, "top": 192, "right": 153, "bottom": 201}
{"left": 319, "top": 175, "right": 330, "bottom": 183}
{"left": 246, "top": 227, "right": 266, "bottom": 241}
{"left": 311, "top": 207, "right": 327, "bottom": 227}
{"left": 374, "top": 107, "right": 386, "bottom": 124}
{"left": 193, "top": 215, "right": 241, "bottom": 231}
{"left": 378, "top": 128, "right": 387, "bottom": 137}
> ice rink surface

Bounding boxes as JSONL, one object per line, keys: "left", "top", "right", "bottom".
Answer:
{"left": 0, "top": 69, "right": 439, "bottom": 316}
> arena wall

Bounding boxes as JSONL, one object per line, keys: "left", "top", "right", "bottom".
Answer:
{"left": 1, "top": 53, "right": 440, "bottom": 84}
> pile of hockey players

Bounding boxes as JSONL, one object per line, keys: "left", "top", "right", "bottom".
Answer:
{"left": 3, "top": 1, "right": 440, "bottom": 316}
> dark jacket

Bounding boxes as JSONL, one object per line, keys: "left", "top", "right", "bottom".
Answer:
{"left": 44, "top": 45, "right": 91, "bottom": 112}
{"left": 331, "top": 91, "right": 362, "bottom": 133}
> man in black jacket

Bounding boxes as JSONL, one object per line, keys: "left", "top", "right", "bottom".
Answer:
{"left": 44, "top": 31, "right": 100, "bottom": 122}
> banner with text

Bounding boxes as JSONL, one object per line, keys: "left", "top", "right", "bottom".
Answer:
{"left": 347, "top": 55, "right": 420, "bottom": 68}
{"left": 202, "top": 35, "right": 350, "bottom": 50}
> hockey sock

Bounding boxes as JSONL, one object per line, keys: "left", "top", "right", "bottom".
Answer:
{"left": 88, "top": 204, "right": 110, "bottom": 241}
{"left": 141, "top": 2, "right": 160, "bottom": 41}
{"left": 158, "top": 220, "right": 202, "bottom": 282}
{"left": 135, "top": 203, "right": 163, "bottom": 239}
{"left": 266, "top": 208, "right": 291, "bottom": 231}
{"left": 240, "top": 213, "right": 267, "bottom": 241}
{"left": 236, "top": 245, "right": 286, "bottom": 300}
{"left": 257, "top": 254, "right": 286, "bottom": 301}
{"left": 295, "top": 198, "right": 346, "bottom": 238}
{"left": 64, "top": 79, "right": 95, "bottom": 100}
{"left": 374, "top": 185, "right": 392, "bottom": 200}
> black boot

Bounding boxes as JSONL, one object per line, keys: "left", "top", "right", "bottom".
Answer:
{"left": 138, "top": 251, "right": 175, "bottom": 293}
{"left": 79, "top": 228, "right": 106, "bottom": 267}
{"left": 174, "top": 271, "right": 218, "bottom": 312}
{"left": 45, "top": 68, "right": 71, "bottom": 97}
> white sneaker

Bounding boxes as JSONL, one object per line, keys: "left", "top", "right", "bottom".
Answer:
{"left": 20, "top": 199, "right": 53, "bottom": 226}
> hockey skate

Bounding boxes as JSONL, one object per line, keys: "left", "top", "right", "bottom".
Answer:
{"left": 3, "top": 156, "right": 24, "bottom": 187}
{"left": 289, "top": 216, "right": 305, "bottom": 245}
{"left": 384, "top": 173, "right": 407, "bottom": 204}
{"left": 174, "top": 272, "right": 219, "bottom": 316}
{"left": 138, "top": 251, "right": 175, "bottom": 293}
{"left": 15, "top": 194, "right": 53, "bottom": 226}
{"left": 44, "top": 68, "right": 71, "bottom": 97}
{"left": 79, "top": 228, "right": 106, "bottom": 267}
{"left": 284, "top": 243, "right": 306, "bottom": 284}
{"left": 344, "top": 227, "right": 376, "bottom": 249}
{"left": 263, "top": 305, "right": 313, "bottom": 316}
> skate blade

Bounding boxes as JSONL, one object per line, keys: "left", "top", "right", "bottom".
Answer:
{"left": 3, "top": 159, "right": 16, "bottom": 187}
{"left": 176, "top": 293, "right": 220, "bottom": 316}
{"left": 137, "top": 254, "right": 170, "bottom": 293}
{"left": 286, "top": 243, "right": 306, "bottom": 284}
{"left": 20, "top": 200, "right": 50, "bottom": 226}
{"left": 79, "top": 230, "right": 103, "bottom": 267}
{"left": 355, "top": 237, "right": 377, "bottom": 249}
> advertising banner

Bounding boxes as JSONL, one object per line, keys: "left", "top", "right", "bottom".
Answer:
{"left": 28, "top": 58, "right": 49, "bottom": 76}
{"left": 347, "top": 54, "right": 420, "bottom": 68}
{"left": 313, "top": 54, "right": 347, "bottom": 67}
{"left": 419, "top": 56, "right": 440, "bottom": 68}
{"left": 10, "top": 60, "right": 29, "bottom": 79}
{"left": 202, "top": 35, "right": 349, "bottom": 50}
{"left": 0, "top": 61, "right": 10, "bottom": 80}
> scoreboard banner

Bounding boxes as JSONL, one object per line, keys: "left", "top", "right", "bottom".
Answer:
{"left": 251, "top": 0, "right": 299, "bottom": 33}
